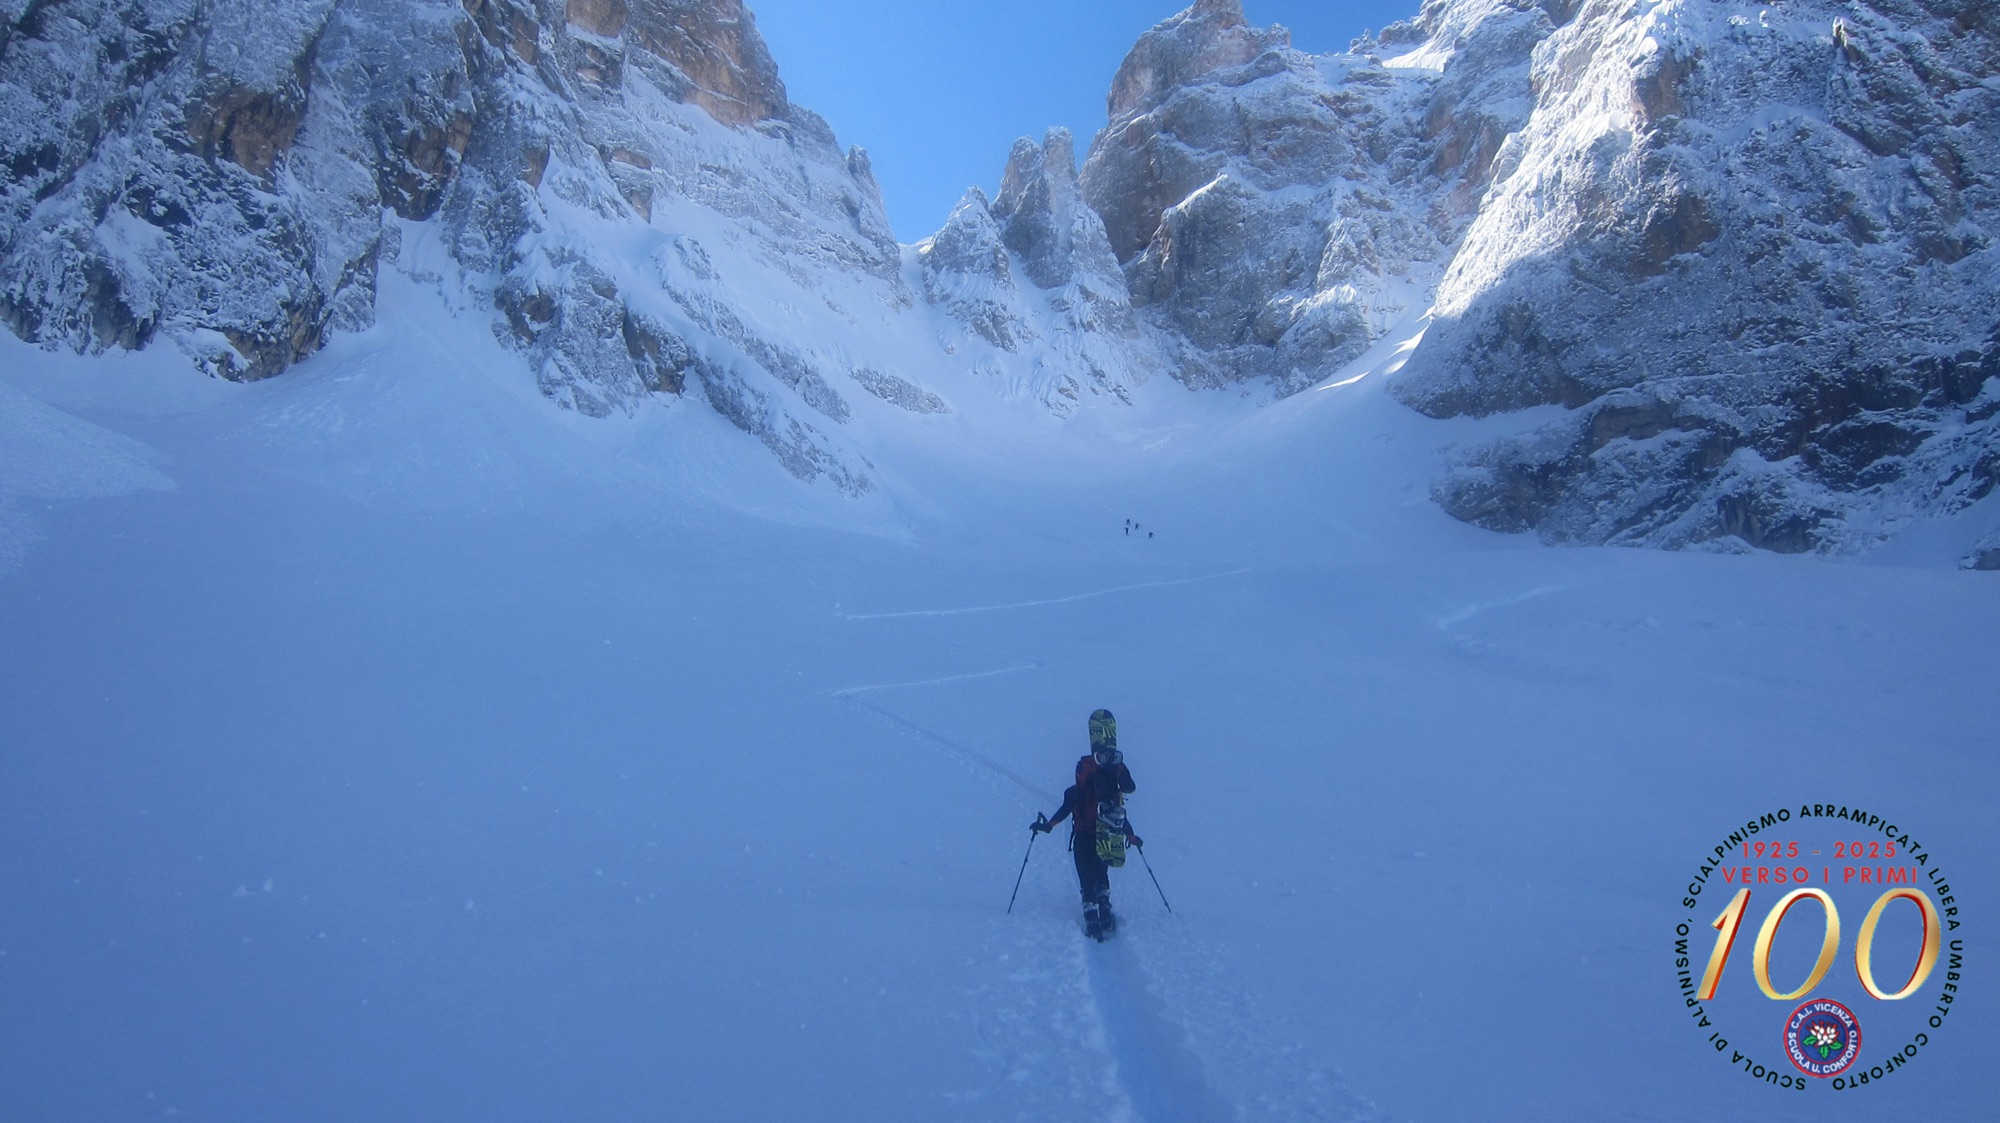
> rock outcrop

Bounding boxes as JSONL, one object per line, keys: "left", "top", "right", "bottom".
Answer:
{"left": 1050, "top": 0, "right": 1998, "bottom": 553}
{"left": 0, "top": 0, "right": 371, "bottom": 380}
{"left": 1073, "top": 0, "right": 1538, "bottom": 394}
{"left": 1390, "top": 0, "right": 2000, "bottom": 552}
{"left": 0, "top": 0, "right": 915, "bottom": 492}
{"left": 919, "top": 130, "right": 1156, "bottom": 415}
{"left": 921, "top": 188, "right": 1029, "bottom": 354}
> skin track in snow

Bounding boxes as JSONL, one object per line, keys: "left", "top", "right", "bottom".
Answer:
{"left": 1086, "top": 936, "right": 1239, "bottom": 1123}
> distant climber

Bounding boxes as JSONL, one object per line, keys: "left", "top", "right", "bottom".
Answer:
{"left": 1031, "top": 708, "right": 1140, "bottom": 939}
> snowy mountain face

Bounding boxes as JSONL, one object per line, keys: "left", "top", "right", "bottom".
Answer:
{"left": 917, "top": 128, "right": 1157, "bottom": 415}
{"left": 1075, "top": 0, "right": 1517, "bottom": 396}
{"left": 1391, "top": 0, "right": 2000, "bottom": 556}
{"left": 918, "top": 0, "right": 1543, "bottom": 400}
{"left": 0, "top": 0, "right": 926, "bottom": 491}
{"left": 1, "top": 0, "right": 1996, "bottom": 559}
{"left": 1054, "top": 0, "right": 1998, "bottom": 557}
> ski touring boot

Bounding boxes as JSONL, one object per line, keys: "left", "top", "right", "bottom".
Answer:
{"left": 1083, "top": 900, "right": 1106, "bottom": 942}
{"left": 1096, "top": 894, "right": 1117, "bottom": 936}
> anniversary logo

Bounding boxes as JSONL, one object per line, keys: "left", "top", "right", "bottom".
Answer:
{"left": 1675, "top": 806, "right": 1964, "bottom": 1092}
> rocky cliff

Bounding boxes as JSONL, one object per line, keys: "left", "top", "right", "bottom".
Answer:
{"left": 1391, "top": 0, "right": 2000, "bottom": 555}
{"left": 0, "top": 0, "right": 911, "bottom": 490}
{"left": 1012, "top": 0, "right": 1998, "bottom": 557}
{"left": 916, "top": 128, "right": 1155, "bottom": 415}
{"left": 3, "top": 0, "right": 1996, "bottom": 559}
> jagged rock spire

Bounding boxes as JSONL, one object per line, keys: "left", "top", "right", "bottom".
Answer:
{"left": 920, "top": 187, "right": 1031, "bottom": 352}
{"left": 990, "top": 128, "right": 1124, "bottom": 292}
{"left": 1104, "top": 0, "right": 1287, "bottom": 122}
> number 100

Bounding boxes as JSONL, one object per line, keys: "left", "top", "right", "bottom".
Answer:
{"left": 1696, "top": 887, "right": 1942, "bottom": 1002}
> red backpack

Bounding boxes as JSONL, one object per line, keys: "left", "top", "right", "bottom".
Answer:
{"left": 1073, "top": 755, "right": 1122, "bottom": 827}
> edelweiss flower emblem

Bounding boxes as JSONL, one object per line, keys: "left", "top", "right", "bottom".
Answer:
{"left": 1785, "top": 999, "right": 1862, "bottom": 1078}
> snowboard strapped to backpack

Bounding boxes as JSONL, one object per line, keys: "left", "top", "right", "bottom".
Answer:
{"left": 1094, "top": 802, "right": 1129, "bottom": 867}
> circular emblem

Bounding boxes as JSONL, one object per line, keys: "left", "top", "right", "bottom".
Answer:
{"left": 1785, "top": 998, "right": 1862, "bottom": 1077}
{"left": 1674, "top": 807, "right": 1965, "bottom": 1092}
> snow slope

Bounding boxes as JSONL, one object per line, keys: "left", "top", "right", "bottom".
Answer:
{"left": 1, "top": 268, "right": 1995, "bottom": 1122}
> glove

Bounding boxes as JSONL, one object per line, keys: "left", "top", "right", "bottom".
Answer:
{"left": 1128, "top": 834, "right": 1144, "bottom": 848}
{"left": 1030, "top": 814, "right": 1051, "bottom": 834}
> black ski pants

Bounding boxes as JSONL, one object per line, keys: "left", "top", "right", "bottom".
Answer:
{"left": 1072, "top": 828, "right": 1109, "bottom": 904}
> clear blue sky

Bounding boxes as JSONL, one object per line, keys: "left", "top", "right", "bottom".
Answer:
{"left": 747, "top": 0, "right": 1425, "bottom": 241}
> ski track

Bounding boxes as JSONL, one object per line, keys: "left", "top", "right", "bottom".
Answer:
{"left": 830, "top": 650, "right": 1056, "bottom": 803}
{"left": 1432, "top": 583, "right": 1573, "bottom": 631}
{"left": 830, "top": 604, "right": 1249, "bottom": 1122}
{"left": 830, "top": 661, "right": 1041, "bottom": 700}
{"left": 838, "top": 692, "right": 1056, "bottom": 804}
{"left": 1087, "top": 936, "right": 1240, "bottom": 1123}
{"left": 836, "top": 568, "right": 1254, "bottom": 621}
{"left": 828, "top": 567, "right": 1360, "bottom": 1119}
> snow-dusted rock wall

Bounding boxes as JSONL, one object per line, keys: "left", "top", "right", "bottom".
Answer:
{"left": 916, "top": 128, "right": 1155, "bottom": 414}
{"left": 1056, "top": 0, "right": 1996, "bottom": 555}
{"left": 0, "top": 0, "right": 375, "bottom": 379}
{"left": 0, "top": 0, "right": 918, "bottom": 491}
{"left": 1390, "top": 0, "right": 2000, "bottom": 553}
{"left": 1073, "top": 0, "right": 1544, "bottom": 395}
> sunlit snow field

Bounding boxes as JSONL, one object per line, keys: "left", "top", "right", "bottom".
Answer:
{"left": 2, "top": 279, "right": 1995, "bottom": 1122}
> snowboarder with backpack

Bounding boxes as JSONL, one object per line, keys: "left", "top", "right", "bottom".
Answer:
{"left": 1031, "top": 708, "right": 1142, "bottom": 939}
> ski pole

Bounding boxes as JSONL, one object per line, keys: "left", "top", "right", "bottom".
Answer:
{"left": 1136, "top": 842, "right": 1172, "bottom": 914}
{"left": 1007, "top": 818, "right": 1044, "bottom": 914}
